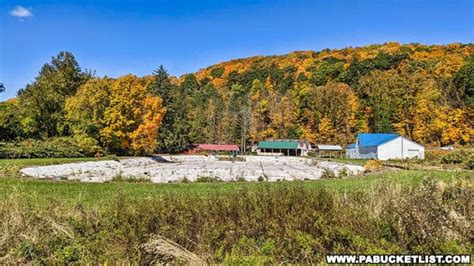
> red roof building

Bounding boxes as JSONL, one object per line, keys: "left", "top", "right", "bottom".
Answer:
{"left": 194, "top": 144, "right": 239, "bottom": 151}
{"left": 187, "top": 144, "right": 240, "bottom": 153}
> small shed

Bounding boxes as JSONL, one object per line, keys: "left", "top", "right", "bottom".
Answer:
{"left": 313, "top": 144, "right": 343, "bottom": 158}
{"left": 257, "top": 139, "right": 311, "bottom": 156}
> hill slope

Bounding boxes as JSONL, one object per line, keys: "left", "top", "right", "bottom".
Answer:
{"left": 182, "top": 42, "right": 473, "bottom": 146}
{"left": 193, "top": 42, "right": 473, "bottom": 89}
{"left": 1, "top": 43, "right": 473, "bottom": 155}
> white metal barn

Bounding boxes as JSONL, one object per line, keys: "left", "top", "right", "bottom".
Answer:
{"left": 347, "top": 133, "right": 424, "bottom": 160}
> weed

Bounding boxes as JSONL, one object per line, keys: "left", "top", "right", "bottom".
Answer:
{"left": 196, "top": 176, "right": 221, "bottom": 183}
{"left": 339, "top": 167, "right": 348, "bottom": 177}
{"left": 321, "top": 168, "right": 336, "bottom": 179}
{"left": 235, "top": 176, "right": 246, "bottom": 182}
{"left": 0, "top": 166, "right": 471, "bottom": 264}
{"left": 111, "top": 173, "right": 151, "bottom": 183}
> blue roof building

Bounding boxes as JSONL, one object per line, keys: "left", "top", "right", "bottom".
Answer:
{"left": 357, "top": 133, "right": 399, "bottom": 147}
{"left": 347, "top": 133, "right": 424, "bottom": 160}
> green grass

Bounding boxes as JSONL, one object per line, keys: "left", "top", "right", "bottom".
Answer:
{"left": 321, "top": 157, "right": 369, "bottom": 165}
{"left": 0, "top": 156, "right": 470, "bottom": 207}
{"left": 0, "top": 169, "right": 467, "bottom": 207}
{"left": 0, "top": 157, "right": 472, "bottom": 264}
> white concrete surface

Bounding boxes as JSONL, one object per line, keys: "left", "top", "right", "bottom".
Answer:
{"left": 20, "top": 155, "right": 365, "bottom": 183}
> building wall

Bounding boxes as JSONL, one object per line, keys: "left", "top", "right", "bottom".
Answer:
{"left": 346, "top": 148, "right": 357, "bottom": 159}
{"left": 297, "top": 143, "right": 311, "bottom": 156}
{"left": 377, "top": 137, "right": 425, "bottom": 160}
{"left": 357, "top": 146, "right": 377, "bottom": 159}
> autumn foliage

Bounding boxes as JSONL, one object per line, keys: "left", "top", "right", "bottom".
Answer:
{"left": 65, "top": 75, "right": 165, "bottom": 154}
{"left": 1, "top": 43, "right": 473, "bottom": 155}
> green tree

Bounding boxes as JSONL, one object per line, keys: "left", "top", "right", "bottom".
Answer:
{"left": 149, "top": 67, "right": 192, "bottom": 153}
{"left": 19, "top": 51, "right": 90, "bottom": 138}
{"left": 452, "top": 56, "right": 474, "bottom": 108}
{"left": 0, "top": 99, "right": 22, "bottom": 140}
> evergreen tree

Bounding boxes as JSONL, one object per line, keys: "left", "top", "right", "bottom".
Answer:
{"left": 150, "top": 66, "right": 192, "bottom": 153}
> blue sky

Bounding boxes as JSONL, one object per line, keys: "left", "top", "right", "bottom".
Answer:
{"left": 1, "top": 0, "right": 473, "bottom": 101}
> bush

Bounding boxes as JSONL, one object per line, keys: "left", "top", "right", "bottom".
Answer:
{"left": 463, "top": 156, "right": 474, "bottom": 170}
{"left": 321, "top": 168, "right": 336, "bottom": 179}
{"left": 73, "top": 133, "right": 102, "bottom": 156}
{"left": 425, "top": 150, "right": 449, "bottom": 162}
{"left": 0, "top": 177, "right": 471, "bottom": 264}
{"left": 111, "top": 174, "right": 151, "bottom": 183}
{"left": 196, "top": 176, "right": 221, "bottom": 183}
{"left": 441, "top": 150, "right": 472, "bottom": 164}
{"left": 363, "top": 159, "right": 383, "bottom": 172}
{"left": 0, "top": 137, "right": 102, "bottom": 159}
{"left": 235, "top": 176, "right": 246, "bottom": 182}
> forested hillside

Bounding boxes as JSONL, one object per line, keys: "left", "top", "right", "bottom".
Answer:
{"left": 1, "top": 43, "right": 473, "bottom": 155}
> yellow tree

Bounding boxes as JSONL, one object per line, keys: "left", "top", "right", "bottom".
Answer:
{"left": 269, "top": 94, "right": 296, "bottom": 138}
{"left": 299, "top": 82, "right": 360, "bottom": 144}
{"left": 65, "top": 78, "right": 113, "bottom": 144}
{"left": 100, "top": 75, "right": 165, "bottom": 153}
{"left": 130, "top": 95, "right": 166, "bottom": 154}
{"left": 249, "top": 79, "right": 272, "bottom": 141}
{"left": 435, "top": 107, "right": 473, "bottom": 145}
{"left": 318, "top": 116, "right": 336, "bottom": 143}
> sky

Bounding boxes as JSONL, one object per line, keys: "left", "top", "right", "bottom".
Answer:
{"left": 0, "top": 0, "right": 473, "bottom": 101}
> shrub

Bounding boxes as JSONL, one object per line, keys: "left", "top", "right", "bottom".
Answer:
{"left": 425, "top": 150, "right": 449, "bottom": 162}
{"left": 0, "top": 137, "right": 102, "bottom": 159}
{"left": 111, "top": 173, "right": 151, "bottom": 183}
{"left": 104, "top": 154, "right": 120, "bottom": 161}
{"left": 1, "top": 177, "right": 472, "bottom": 264}
{"left": 73, "top": 133, "right": 102, "bottom": 156}
{"left": 463, "top": 155, "right": 474, "bottom": 170}
{"left": 196, "top": 176, "right": 221, "bottom": 183}
{"left": 363, "top": 159, "right": 383, "bottom": 172}
{"left": 441, "top": 150, "right": 471, "bottom": 164}
{"left": 321, "top": 168, "right": 336, "bottom": 179}
{"left": 235, "top": 176, "right": 246, "bottom": 182}
{"left": 0, "top": 176, "right": 472, "bottom": 264}
{"left": 338, "top": 167, "right": 348, "bottom": 177}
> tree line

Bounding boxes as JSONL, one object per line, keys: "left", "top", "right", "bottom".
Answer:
{"left": 0, "top": 43, "right": 473, "bottom": 155}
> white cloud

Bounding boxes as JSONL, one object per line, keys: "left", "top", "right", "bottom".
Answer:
{"left": 9, "top": 6, "right": 33, "bottom": 18}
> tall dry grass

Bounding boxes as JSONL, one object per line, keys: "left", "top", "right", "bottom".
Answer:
{"left": 0, "top": 176, "right": 472, "bottom": 264}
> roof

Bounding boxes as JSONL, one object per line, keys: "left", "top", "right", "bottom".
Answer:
{"left": 314, "top": 144, "right": 342, "bottom": 151}
{"left": 257, "top": 140, "right": 299, "bottom": 149}
{"left": 194, "top": 144, "right": 239, "bottom": 151}
{"left": 346, "top": 143, "right": 356, "bottom": 149}
{"left": 357, "top": 133, "right": 399, "bottom": 147}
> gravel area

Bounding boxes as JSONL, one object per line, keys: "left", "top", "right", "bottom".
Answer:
{"left": 20, "top": 155, "right": 365, "bottom": 183}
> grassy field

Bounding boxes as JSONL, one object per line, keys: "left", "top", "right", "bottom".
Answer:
{"left": 0, "top": 157, "right": 467, "bottom": 206}
{"left": 0, "top": 157, "right": 472, "bottom": 264}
